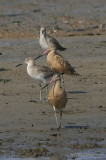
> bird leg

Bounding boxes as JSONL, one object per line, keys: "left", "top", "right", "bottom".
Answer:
{"left": 45, "top": 86, "right": 48, "bottom": 101}
{"left": 59, "top": 110, "right": 62, "bottom": 128}
{"left": 39, "top": 83, "right": 42, "bottom": 101}
{"left": 53, "top": 83, "right": 55, "bottom": 97}
{"left": 61, "top": 74, "right": 65, "bottom": 89}
{"left": 54, "top": 109, "right": 59, "bottom": 128}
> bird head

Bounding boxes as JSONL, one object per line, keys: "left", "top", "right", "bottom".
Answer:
{"left": 25, "top": 57, "right": 34, "bottom": 66}
{"left": 41, "top": 45, "right": 56, "bottom": 55}
{"left": 51, "top": 74, "right": 61, "bottom": 82}
{"left": 34, "top": 45, "right": 56, "bottom": 60}
{"left": 40, "top": 26, "right": 46, "bottom": 35}
{"left": 48, "top": 45, "right": 56, "bottom": 51}
{"left": 42, "top": 73, "right": 63, "bottom": 89}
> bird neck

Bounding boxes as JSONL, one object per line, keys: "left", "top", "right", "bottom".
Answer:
{"left": 40, "top": 32, "right": 43, "bottom": 37}
{"left": 49, "top": 50, "right": 56, "bottom": 56}
{"left": 27, "top": 61, "right": 35, "bottom": 68}
{"left": 40, "top": 31, "right": 46, "bottom": 38}
{"left": 54, "top": 80, "right": 61, "bottom": 89}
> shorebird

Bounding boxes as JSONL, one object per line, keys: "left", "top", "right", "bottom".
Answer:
{"left": 35, "top": 46, "right": 79, "bottom": 85}
{"left": 39, "top": 26, "right": 67, "bottom": 51}
{"left": 42, "top": 74, "right": 67, "bottom": 128}
{"left": 25, "top": 57, "right": 55, "bottom": 101}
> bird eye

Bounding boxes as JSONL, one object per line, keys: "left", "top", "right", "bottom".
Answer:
{"left": 42, "top": 29, "right": 45, "bottom": 34}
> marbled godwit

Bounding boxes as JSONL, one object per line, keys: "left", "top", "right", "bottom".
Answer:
{"left": 39, "top": 26, "right": 67, "bottom": 51}
{"left": 42, "top": 74, "right": 67, "bottom": 128}
{"left": 25, "top": 57, "right": 55, "bottom": 101}
{"left": 35, "top": 46, "right": 79, "bottom": 85}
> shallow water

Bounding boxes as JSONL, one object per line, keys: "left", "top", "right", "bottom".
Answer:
{"left": 0, "top": 0, "right": 106, "bottom": 159}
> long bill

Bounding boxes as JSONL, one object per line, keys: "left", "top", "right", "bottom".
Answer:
{"left": 42, "top": 49, "right": 49, "bottom": 55}
{"left": 34, "top": 49, "right": 50, "bottom": 60}
{"left": 42, "top": 77, "right": 55, "bottom": 89}
{"left": 16, "top": 63, "right": 23, "bottom": 67}
{"left": 34, "top": 55, "right": 43, "bottom": 60}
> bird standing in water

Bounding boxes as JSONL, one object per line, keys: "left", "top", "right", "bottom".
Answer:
{"left": 39, "top": 26, "right": 67, "bottom": 51}
{"left": 42, "top": 74, "right": 67, "bottom": 128}
{"left": 25, "top": 57, "right": 55, "bottom": 101}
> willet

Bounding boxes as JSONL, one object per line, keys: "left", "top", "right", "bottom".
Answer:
{"left": 39, "top": 26, "right": 67, "bottom": 51}
{"left": 25, "top": 57, "right": 55, "bottom": 101}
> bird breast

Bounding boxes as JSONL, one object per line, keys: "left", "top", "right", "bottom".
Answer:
{"left": 48, "top": 83, "right": 67, "bottom": 110}
{"left": 47, "top": 53, "right": 63, "bottom": 73}
{"left": 27, "top": 67, "right": 46, "bottom": 83}
{"left": 39, "top": 35, "right": 49, "bottom": 50}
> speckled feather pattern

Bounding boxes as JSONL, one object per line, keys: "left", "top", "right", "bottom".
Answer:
{"left": 47, "top": 50, "right": 77, "bottom": 75}
{"left": 48, "top": 81, "right": 67, "bottom": 110}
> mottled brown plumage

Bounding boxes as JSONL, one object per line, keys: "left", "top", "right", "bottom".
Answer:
{"left": 48, "top": 79, "right": 67, "bottom": 110}
{"left": 47, "top": 74, "right": 67, "bottom": 128}
{"left": 43, "top": 46, "right": 79, "bottom": 76}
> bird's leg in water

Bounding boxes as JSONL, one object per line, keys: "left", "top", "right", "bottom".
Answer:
{"left": 39, "top": 83, "right": 42, "bottom": 101}
{"left": 61, "top": 74, "right": 65, "bottom": 89}
{"left": 54, "top": 109, "right": 59, "bottom": 128}
{"left": 45, "top": 86, "right": 48, "bottom": 101}
{"left": 59, "top": 110, "right": 62, "bottom": 128}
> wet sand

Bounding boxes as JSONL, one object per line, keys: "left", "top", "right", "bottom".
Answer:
{"left": 0, "top": 0, "right": 106, "bottom": 159}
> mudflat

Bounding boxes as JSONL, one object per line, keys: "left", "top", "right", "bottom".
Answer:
{"left": 0, "top": 0, "right": 106, "bottom": 159}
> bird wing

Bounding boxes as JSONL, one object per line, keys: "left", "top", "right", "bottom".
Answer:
{"left": 46, "top": 35, "right": 66, "bottom": 50}
{"left": 64, "top": 59, "right": 78, "bottom": 75}
{"left": 49, "top": 53, "right": 67, "bottom": 72}
{"left": 53, "top": 53, "right": 78, "bottom": 75}
{"left": 46, "top": 35, "right": 60, "bottom": 46}
{"left": 37, "top": 66, "right": 55, "bottom": 79}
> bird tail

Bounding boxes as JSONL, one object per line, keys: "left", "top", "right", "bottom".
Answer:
{"left": 73, "top": 71, "right": 79, "bottom": 76}
{"left": 59, "top": 47, "right": 67, "bottom": 51}
{"left": 69, "top": 67, "right": 79, "bottom": 76}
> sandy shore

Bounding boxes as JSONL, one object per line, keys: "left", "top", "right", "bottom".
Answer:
{"left": 0, "top": 0, "right": 106, "bottom": 159}
{"left": 0, "top": 36, "right": 106, "bottom": 159}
